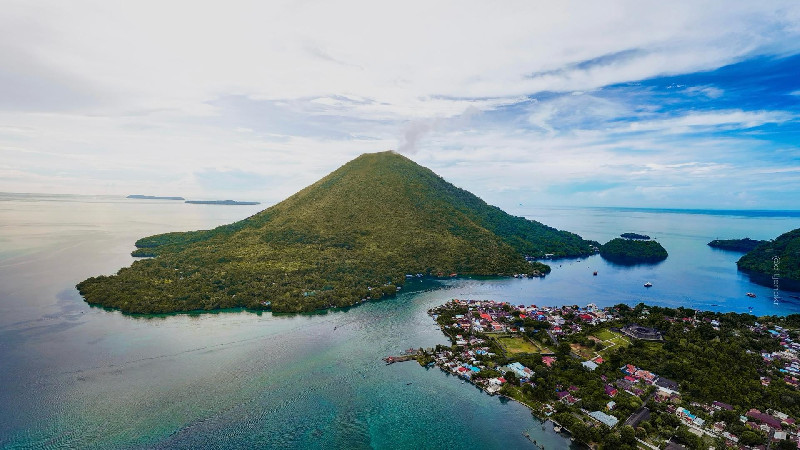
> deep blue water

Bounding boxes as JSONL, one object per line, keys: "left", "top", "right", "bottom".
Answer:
{"left": 0, "top": 194, "right": 798, "bottom": 449}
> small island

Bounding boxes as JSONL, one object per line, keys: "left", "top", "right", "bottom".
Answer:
{"left": 410, "top": 300, "right": 800, "bottom": 450}
{"left": 185, "top": 200, "right": 261, "bottom": 205}
{"left": 127, "top": 195, "right": 185, "bottom": 200}
{"left": 708, "top": 238, "right": 766, "bottom": 252}
{"left": 599, "top": 238, "right": 668, "bottom": 264}
{"left": 737, "top": 228, "right": 800, "bottom": 291}
{"left": 620, "top": 232, "right": 651, "bottom": 240}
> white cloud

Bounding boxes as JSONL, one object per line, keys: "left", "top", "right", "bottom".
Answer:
{"left": 624, "top": 110, "right": 794, "bottom": 134}
{"left": 1, "top": 0, "right": 800, "bottom": 208}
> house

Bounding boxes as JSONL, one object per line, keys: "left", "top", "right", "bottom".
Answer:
{"left": 621, "top": 323, "right": 663, "bottom": 340}
{"left": 607, "top": 401, "right": 616, "bottom": 410}
{"left": 635, "top": 369, "right": 656, "bottom": 383}
{"left": 562, "top": 394, "right": 579, "bottom": 405}
{"left": 655, "top": 377, "right": 679, "bottom": 391}
{"left": 746, "top": 409, "right": 782, "bottom": 430}
{"left": 542, "top": 356, "right": 556, "bottom": 367}
{"left": 507, "top": 362, "right": 530, "bottom": 378}
{"left": 712, "top": 401, "right": 734, "bottom": 411}
{"left": 604, "top": 385, "right": 618, "bottom": 397}
{"left": 676, "top": 407, "right": 705, "bottom": 427}
{"left": 582, "top": 360, "right": 599, "bottom": 371}
{"left": 588, "top": 410, "right": 619, "bottom": 427}
{"left": 488, "top": 377, "right": 506, "bottom": 386}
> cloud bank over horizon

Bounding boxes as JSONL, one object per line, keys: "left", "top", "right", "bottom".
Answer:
{"left": 1, "top": 1, "right": 800, "bottom": 210}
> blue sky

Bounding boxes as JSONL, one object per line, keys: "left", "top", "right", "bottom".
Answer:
{"left": 1, "top": 1, "right": 799, "bottom": 210}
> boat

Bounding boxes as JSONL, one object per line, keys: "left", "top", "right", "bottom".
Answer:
{"left": 553, "top": 425, "right": 562, "bottom": 432}
{"left": 644, "top": 282, "right": 652, "bottom": 287}
{"left": 746, "top": 292, "right": 757, "bottom": 298}
{"left": 593, "top": 271, "right": 598, "bottom": 276}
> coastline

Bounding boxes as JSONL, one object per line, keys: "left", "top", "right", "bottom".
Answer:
{"left": 425, "top": 359, "right": 579, "bottom": 447}
{"left": 412, "top": 298, "right": 800, "bottom": 449}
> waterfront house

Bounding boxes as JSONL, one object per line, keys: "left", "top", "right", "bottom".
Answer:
{"left": 488, "top": 377, "right": 506, "bottom": 386}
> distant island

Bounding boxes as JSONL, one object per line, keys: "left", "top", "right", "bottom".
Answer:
{"left": 620, "top": 232, "right": 651, "bottom": 240}
{"left": 185, "top": 200, "right": 261, "bottom": 205}
{"left": 77, "top": 151, "right": 600, "bottom": 314}
{"left": 127, "top": 195, "right": 185, "bottom": 201}
{"left": 600, "top": 237, "right": 668, "bottom": 264}
{"left": 707, "top": 238, "right": 765, "bottom": 252}
{"left": 737, "top": 228, "right": 800, "bottom": 291}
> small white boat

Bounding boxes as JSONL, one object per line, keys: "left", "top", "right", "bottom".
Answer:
{"left": 746, "top": 292, "right": 756, "bottom": 298}
{"left": 644, "top": 282, "right": 652, "bottom": 287}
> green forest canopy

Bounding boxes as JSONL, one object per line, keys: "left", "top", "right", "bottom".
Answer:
{"left": 737, "top": 228, "right": 800, "bottom": 290}
{"left": 599, "top": 238, "right": 668, "bottom": 264}
{"left": 78, "top": 151, "right": 599, "bottom": 314}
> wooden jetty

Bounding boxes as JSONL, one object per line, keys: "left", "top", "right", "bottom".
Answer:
{"left": 383, "top": 348, "right": 421, "bottom": 365}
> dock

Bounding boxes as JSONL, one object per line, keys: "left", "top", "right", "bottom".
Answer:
{"left": 383, "top": 348, "right": 421, "bottom": 364}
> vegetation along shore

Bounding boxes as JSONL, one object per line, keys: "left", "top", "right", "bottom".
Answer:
{"left": 408, "top": 299, "right": 800, "bottom": 450}
{"left": 78, "top": 152, "right": 598, "bottom": 314}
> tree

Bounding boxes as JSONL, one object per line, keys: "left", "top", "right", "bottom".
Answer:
{"left": 557, "top": 342, "right": 572, "bottom": 357}
{"left": 504, "top": 371, "right": 519, "bottom": 386}
{"left": 739, "top": 430, "right": 764, "bottom": 447}
{"left": 620, "top": 425, "right": 636, "bottom": 446}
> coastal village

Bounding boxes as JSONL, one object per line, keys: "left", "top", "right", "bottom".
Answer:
{"left": 405, "top": 299, "right": 800, "bottom": 450}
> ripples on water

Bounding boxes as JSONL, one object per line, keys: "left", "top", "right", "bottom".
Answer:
{"left": 2, "top": 195, "right": 799, "bottom": 449}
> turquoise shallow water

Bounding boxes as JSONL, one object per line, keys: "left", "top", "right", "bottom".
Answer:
{"left": 0, "top": 193, "right": 798, "bottom": 449}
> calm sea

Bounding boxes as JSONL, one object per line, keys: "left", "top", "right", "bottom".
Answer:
{"left": 1, "top": 193, "right": 798, "bottom": 449}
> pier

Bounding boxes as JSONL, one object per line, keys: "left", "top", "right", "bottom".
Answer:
{"left": 383, "top": 348, "right": 421, "bottom": 364}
